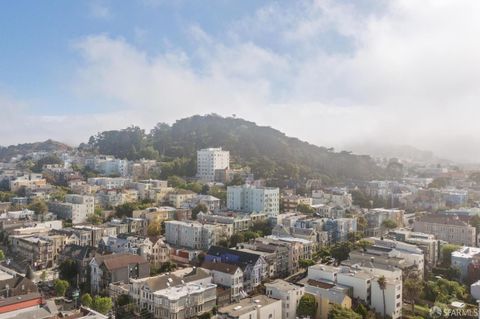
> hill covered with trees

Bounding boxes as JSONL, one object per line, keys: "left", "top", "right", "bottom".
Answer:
{"left": 0, "top": 139, "right": 72, "bottom": 161}
{"left": 87, "top": 114, "right": 384, "bottom": 183}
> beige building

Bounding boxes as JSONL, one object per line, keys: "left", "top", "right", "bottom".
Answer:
{"left": 168, "top": 190, "right": 197, "bottom": 208}
{"left": 265, "top": 279, "right": 304, "bottom": 319}
{"left": 414, "top": 215, "right": 476, "bottom": 246}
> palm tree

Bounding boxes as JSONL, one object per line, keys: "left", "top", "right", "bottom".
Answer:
{"left": 377, "top": 275, "right": 387, "bottom": 319}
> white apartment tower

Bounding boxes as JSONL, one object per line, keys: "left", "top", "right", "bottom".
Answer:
{"left": 227, "top": 185, "right": 280, "bottom": 216}
{"left": 197, "top": 148, "right": 230, "bottom": 182}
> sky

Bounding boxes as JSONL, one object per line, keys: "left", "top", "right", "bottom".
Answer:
{"left": 1, "top": 0, "right": 480, "bottom": 162}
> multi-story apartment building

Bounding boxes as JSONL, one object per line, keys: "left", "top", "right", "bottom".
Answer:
{"left": 196, "top": 211, "right": 267, "bottom": 233}
{"left": 307, "top": 263, "right": 403, "bottom": 319}
{"left": 227, "top": 185, "right": 280, "bottom": 216}
{"left": 9, "top": 174, "right": 47, "bottom": 192}
{"left": 323, "top": 218, "right": 357, "bottom": 243}
{"left": 168, "top": 189, "right": 196, "bottom": 208}
{"left": 282, "top": 195, "right": 313, "bottom": 211}
{"left": 388, "top": 229, "right": 439, "bottom": 268}
{"left": 451, "top": 246, "right": 480, "bottom": 281}
{"left": 197, "top": 148, "right": 230, "bottom": 182}
{"left": 217, "top": 295, "right": 282, "bottom": 319}
{"left": 130, "top": 267, "right": 216, "bottom": 319}
{"left": 85, "top": 156, "right": 129, "bottom": 177}
{"left": 165, "top": 220, "right": 228, "bottom": 250}
{"left": 365, "top": 208, "right": 405, "bottom": 237}
{"left": 265, "top": 279, "right": 304, "bottom": 319}
{"left": 9, "top": 234, "right": 65, "bottom": 269}
{"left": 414, "top": 215, "right": 476, "bottom": 246}
{"left": 48, "top": 194, "right": 94, "bottom": 224}
{"left": 202, "top": 261, "right": 244, "bottom": 301}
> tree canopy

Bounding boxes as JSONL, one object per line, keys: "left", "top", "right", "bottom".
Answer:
{"left": 297, "top": 294, "right": 316, "bottom": 318}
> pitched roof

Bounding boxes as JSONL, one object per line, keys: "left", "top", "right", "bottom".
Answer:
{"left": 97, "top": 254, "right": 148, "bottom": 271}
{"left": 201, "top": 261, "right": 241, "bottom": 274}
{"left": 206, "top": 246, "right": 261, "bottom": 270}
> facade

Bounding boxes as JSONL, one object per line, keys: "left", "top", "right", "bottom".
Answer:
{"left": 90, "top": 253, "right": 150, "bottom": 294}
{"left": 414, "top": 215, "right": 476, "bottom": 246}
{"left": 265, "top": 279, "right": 304, "bottom": 319}
{"left": 217, "top": 295, "right": 282, "bottom": 319}
{"left": 48, "top": 195, "right": 94, "bottom": 224}
{"left": 197, "top": 148, "right": 230, "bottom": 182}
{"left": 165, "top": 220, "right": 226, "bottom": 250}
{"left": 9, "top": 234, "right": 65, "bottom": 269}
{"left": 323, "top": 218, "right": 357, "bottom": 243}
{"left": 130, "top": 268, "right": 216, "bottom": 319}
{"left": 227, "top": 185, "right": 280, "bottom": 216}
{"left": 168, "top": 190, "right": 197, "bottom": 208}
{"left": 451, "top": 246, "right": 480, "bottom": 281}
{"left": 201, "top": 261, "right": 244, "bottom": 301}
{"left": 389, "top": 230, "right": 439, "bottom": 267}
{"left": 9, "top": 174, "right": 46, "bottom": 192}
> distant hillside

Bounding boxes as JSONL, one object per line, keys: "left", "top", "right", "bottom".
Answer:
{"left": 347, "top": 143, "right": 450, "bottom": 163}
{"left": 87, "top": 114, "right": 384, "bottom": 183}
{"left": 0, "top": 139, "right": 72, "bottom": 161}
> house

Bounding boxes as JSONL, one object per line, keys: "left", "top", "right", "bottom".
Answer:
{"left": 217, "top": 295, "right": 282, "bottom": 319}
{"left": 168, "top": 189, "right": 196, "bottom": 208}
{"left": 201, "top": 261, "right": 244, "bottom": 301}
{"left": 206, "top": 246, "right": 268, "bottom": 292}
{"left": 90, "top": 253, "right": 150, "bottom": 294}
{"left": 58, "top": 244, "right": 96, "bottom": 284}
{"left": 227, "top": 185, "right": 280, "bottom": 216}
{"left": 265, "top": 279, "right": 304, "bottom": 319}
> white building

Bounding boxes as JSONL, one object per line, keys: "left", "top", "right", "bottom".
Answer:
{"left": 217, "top": 295, "right": 282, "bottom": 319}
{"left": 165, "top": 220, "right": 224, "bottom": 250}
{"left": 227, "top": 185, "right": 280, "bottom": 216}
{"left": 265, "top": 279, "right": 304, "bottom": 319}
{"left": 201, "top": 261, "right": 244, "bottom": 301}
{"left": 48, "top": 194, "right": 94, "bottom": 224}
{"left": 307, "top": 263, "right": 403, "bottom": 319}
{"left": 470, "top": 280, "right": 480, "bottom": 300}
{"left": 197, "top": 148, "right": 230, "bottom": 182}
{"left": 451, "top": 246, "right": 480, "bottom": 281}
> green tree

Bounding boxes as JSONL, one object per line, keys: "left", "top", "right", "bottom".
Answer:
{"left": 147, "top": 221, "right": 161, "bottom": 237}
{"left": 86, "top": 214, "right": 103, "bottom": 225}
{"left": 381, "top": 219, "right": 397, "bottom": 230}
{"left": 0, "top": 249, "right": 5, "bottom": 261}
{"left": 250, "top": 220, "right": 272, "bottom": 236}
{"left": 299, "top": 259, "right": 315, "bottom": 268}
{"left": 328, "top": 304, "right": 361, "bottom": 319}
{"left": 377, "top": 276, "right": 387, "bottom": 319}
{"left": 404, "top": 278, "right": 423, "bottom": 314}
{"left": 192, "top": 203, "right": 208, "bottom": 220}
{"left": 59, "top": 259, "right": 78, "bottom": 285}
{"left": 92, "top": 296, "right": 113, "bottom": 314}
{"left": 441, "top": 244, "right": 460, "bottom": 266}
{"left": 54, "top": 279, "right": 70, "bottom": 297}
{"left": 297, "top": 203, "right": 315, "bottom": 214}
{"left": 229, "top": 233, "right": 245, "bottom": 247}
{"left": 198, "top": 312, "right": 212, "bottom": 319}
{"left": 330, "top": 242, "right": 353, "bottom": 262}
{"left": 424, "top": 278, "right": 466, "bottom": 303}
{"left": 242, "top": 230, "right": 259, "bottom": 242}
{"left": 81, "top": 293, "right": 93, "bottom": 308}
{"left": 114, "top": 202, "right": 139, "bottom": 218}
{"left": 297, "top": 294, "right": 316, "bottom": 318}
{"left": 159, "top": 261, "right": 177, "bottom": 273}
{"left": 28, "top": 198, "right": 48, "bottom": 215}
{"left": 40, "top": 271, "right": 47, "bottom": 281}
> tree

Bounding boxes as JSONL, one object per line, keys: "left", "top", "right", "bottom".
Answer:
{"left": 328, "top": 304, "right": 362, "bottom": 319}
{"left": 470, "top": 215, "right": 480, "bottom": 231}
{"left": 86, "top": 214, "right": 103, "bottom": 225}
{"left": 228, "top": 174, "right": 245, "bottom": 186}
{"left": 92, "top": 296, "right": 113, "bottom": 314}
{"left": 242, "top": 230, "right": 259, "bottom": 242}
{"left": 330, "top": 242, "right": 353, "bottom": 262}
{"left": 54, "top": 279, "right": 70, "bottom": 297}
{"left": 229, "top": 233, "right": 245, "bottom": 247}
{"left": 28, "top": 198, "right": 48, "bottom": 215}
{"left": 81, "top": 293, "right": 93, "bottom": 308}
{"left": 299, "top": 259, "right": 315, "bottom": 268}
{"left": 355, "top": 239, "right": 372, "bottom": 251}
{"left": 381, "top": 219, "right": 397, "bottom": 230}
{"left": 198, "top": 312, "right": 212, "bottom": 319}
{"left": 250, "top": 220, "right": 272, "bottom": 236}
{"left": 377, "top": 276, "right": 387, "bottom": 319}
{"left": 114, "top": 202, "right": 139, "bottom": 218}
{"left": 159, "top": 261, "right": 176, "bottom": 273}
{"left": 0, "top": 249, "right": 5, "bottom": 261}
{"left": 147, "top": 221, "right": 161, "bottom": 237}
{"left": 40, "top": 271, "right": 47, "bottom": 281}
{"left": 297, "top": 294, "right": 316, "bottom": 318}
{"left": 404, "top": 278, "right": 423, "bottom": 314}
{"left": 424, "top": 278, "right": 466, "bottom": 303}
{"left": 297, "top": 203, "right": 315, "bottom": 214}
{"left": 59, "top": 259, "right": 78, "bottom": 285}
{"left": 192, "top": 203, "right": 208, "bottom": 220}
{"left": 441, "top": 244, "right": 460, "bottom": 266}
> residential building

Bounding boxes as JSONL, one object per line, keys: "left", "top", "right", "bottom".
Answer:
{"left": 9, "top": 174, "right": 46, "bottom": 192}
{"left": 58, "top": 244, "right": 97, "bottom": 284}
{"left": 282, "top": 195, "right": 313, "bottom": 211}
{"left": 265, "top": 279, "right": 304, "bottom": 319}
{"left": 206, "top": 246, "right": 268, "bottom": 292}
{"left": 150, "top": 238, "right": 171, "bottom": 267}
{"left": 217, "top": 295, "right": 282, "bottom": 319}
{"left": 130, "top": 267, "right": 216, "bottom": 319}
{"left": 365, "top": 208, "right": 404, "bottom": 237}
{"left": 165, "top": 220, "right": 229, "bottom": 250}
{"left": 9, "top": 234, "right": 65, "bottom": 269}
{"left": 414, "top": 215, "right": 477, "bottom": 246}
{"left": 90, "top": 253, "right": 150, "bottom": 294}
{"left": 451, "top": 246, "right": 480, "bottom": 281}
{"left": 323, "top": 218, "right": 357, "bottom": 243}
{"left": 168, "top": 189, "right": 196, "bottom": 208}
{"left": 227, "top": 185, "right": 280, "bottom": 216}
{"left": 48, "top": 194, "right": 94, "bottom": 224}
{"left": 202, "top": 261, "right": 244, "bottom": 301}
{"left": 388, "top": 229, "right": 440, "bottom": 267}
{"left": 197, "top": 148, "right": 230, "bottom": 182}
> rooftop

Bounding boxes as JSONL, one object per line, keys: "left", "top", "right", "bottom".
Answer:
{"left": 218, "top": 295, "right": 279, "bottom": 317}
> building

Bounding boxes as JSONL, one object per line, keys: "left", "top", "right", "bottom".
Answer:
{"left": 168, "top": 189, "right": 197, "bottom": 208}
{"left": 90, "top": 253, "right": 150, "bottom": 294}
{"left": 201, "top": 261, "right": 244, "bottom": 301}
{"left": 197, "top": 148, "right": 230, "bottom": 182}
{"left": 217, "top": 295, "right": 282, "bottom": 319}
{"left": 165, "top": 220, "right": 228, "bottom": 250}
{"left": 227, "top": 185, "right": 280, "bottom": 216}
{"left": 9, "top": 174, "right": 46, "bottom": 192}
{"left": 150, "top": 238, "right": 171, "bottom": 267}
{"left": 451, "top": 246, "right": 480, "bottom": 281}
{"left": 388, "top": 229, "right": 440, "bottom": 268}
{"left": 323, "top": 218, "right": 357, "bottom": 243}
{"left": 414, "top": 215, "right": 476, "bottom": 246}
{"left": 58, "top": 244, "right": 97, "bottom": 284}
{"left": 206, "top": 246, "right": 268, "bottom": 292}
{"left": 48, "top": 194, "right": 94, "bottom": 224}
{"left": 265, "top": 279, "right": 304, "bottom": 319}
{"left": 365, "top": 208, "right": 405, "bottom": 237}
{"left": 9, "top": 234, "right": 65, "bottom": 269}
{"left": 282, "top": 195, "right": 313, "bottom": 211}
{"left": 130, "top": 267, "right": 216, "bottom": 319}
{"left": 307, "top": 263, "right": 403, "bottom": 319}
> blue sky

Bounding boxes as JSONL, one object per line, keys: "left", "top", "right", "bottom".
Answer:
{"left": 2, "top": 0, "right": 480, "bottom": 161}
